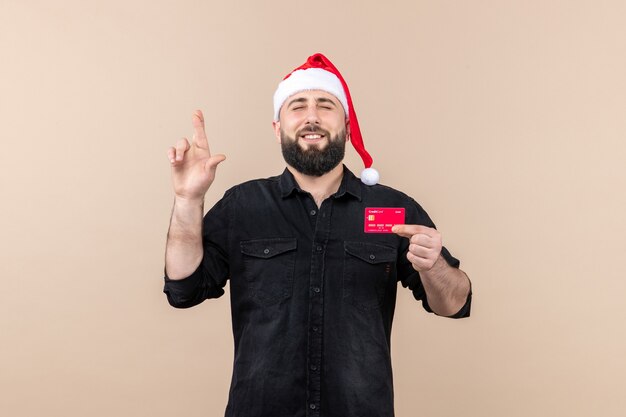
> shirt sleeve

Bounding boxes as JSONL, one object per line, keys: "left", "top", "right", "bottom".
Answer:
{"left": 397, "top": 198, "right": 472, "bottom": 318}
{"left": 163, "top": 188, "right": 234, "bottom": 308}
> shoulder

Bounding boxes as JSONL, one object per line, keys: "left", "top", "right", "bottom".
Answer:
{"left": 225, "top": 173, "right": 282, "bottom": 194}
{"left": 217, "top": 174, "right": 283, "bottom": 206}
{"left": 361, "top": 181, "right": 422, "bottom": 207}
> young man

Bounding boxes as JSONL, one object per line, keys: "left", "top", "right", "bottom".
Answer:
{"left": 164, "top": 53, "right": 471, "bottom": 417}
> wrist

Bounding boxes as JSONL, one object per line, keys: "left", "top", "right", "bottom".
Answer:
{"left": 169, "top": 196, "right": 204, "bottom": 241}
{"left": 171, "top": 196, "right": 205, "bottom": 229}
{"left": 174, "top": 195, "right": 205, "bottom": 208}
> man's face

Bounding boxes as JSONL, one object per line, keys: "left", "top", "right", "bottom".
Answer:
{"left": 273, "top": 90, "right": 349, "bottom": 176}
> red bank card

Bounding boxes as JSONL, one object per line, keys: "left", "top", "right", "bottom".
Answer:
{"left": 364, "top": 207, "right": 406, "bottom": 233}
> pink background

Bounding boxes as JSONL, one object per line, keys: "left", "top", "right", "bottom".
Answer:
{"left": 1, "top": 1, "right": 625, "bottom": 416}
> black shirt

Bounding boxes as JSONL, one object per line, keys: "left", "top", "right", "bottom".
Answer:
{"left": 163, "top": 166, "right": 471, "bottom": 417}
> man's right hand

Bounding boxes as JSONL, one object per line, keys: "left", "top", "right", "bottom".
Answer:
{"left": 167, "top": 110, "right": 226, "bottom": 201}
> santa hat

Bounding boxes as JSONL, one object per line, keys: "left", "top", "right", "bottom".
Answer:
{"left": 273, "top": 53, "right": 379, "bottom": 186}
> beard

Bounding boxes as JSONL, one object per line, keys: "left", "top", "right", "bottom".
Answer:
{"left": 280, "top": 126, "right": 346, "bottom": 177}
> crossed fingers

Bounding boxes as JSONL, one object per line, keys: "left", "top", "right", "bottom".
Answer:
{"left": 168, "top": 110, "right": 211, "bottom": 165}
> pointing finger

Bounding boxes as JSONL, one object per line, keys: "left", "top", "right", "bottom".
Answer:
{"left": 391, "top": 224, "right": 413, "bottom": 238}
{"left": 392, "top": 224, "right": 437, "bottom": 239}
{"left": 167, "top": 147, "right": 176, "bottom": 163}
{"left": 192, "top": 110, "right": 210, "bottom": 151}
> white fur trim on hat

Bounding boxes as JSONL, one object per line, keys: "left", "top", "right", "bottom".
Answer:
{"left": 273, "top": 68, "right": 349, "bottom": 121}
{"left": 360, "top": 167, "right": 379, "bottom": 185}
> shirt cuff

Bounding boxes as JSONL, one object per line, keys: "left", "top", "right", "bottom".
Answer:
{"left": 163, "top": 265, "right": 206, "bottom": 308}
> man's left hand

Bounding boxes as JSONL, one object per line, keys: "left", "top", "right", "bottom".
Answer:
{"left": 392, "top": 224, "right": 443, "bottom": 272}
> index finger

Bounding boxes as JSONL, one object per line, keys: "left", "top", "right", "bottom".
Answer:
{"left": 391, "top": 224, "right": 436, "bottom": 239}
{"left": 192, "top": 110, "right": 210, "bottom": 150}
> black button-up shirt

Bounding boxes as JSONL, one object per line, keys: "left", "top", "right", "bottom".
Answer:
{"left": 164, "top": 166, "right": 471, "bottom": 417}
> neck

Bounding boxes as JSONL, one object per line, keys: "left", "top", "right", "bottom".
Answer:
{"left": 287, "top": 164, "right": 344, "bottom": 208}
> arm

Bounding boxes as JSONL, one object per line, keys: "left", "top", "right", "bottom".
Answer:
{"left": 393, "top": 224, "right": 471, "bottom": 317}
{"left": 418, "top": 253, "right": 471, "bottom": 317}
{"left": 165, "top": 110, "right": 226, "bottom": 280}
{"left": 165, "top": 197, "right": 205, "bottom": 279}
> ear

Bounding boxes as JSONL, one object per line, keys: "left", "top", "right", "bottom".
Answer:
{"left": 345, "top": 118, "right": 351, "bottom": 142}
{"left": 272, "top": 120, "right": 281, "bottom": 143}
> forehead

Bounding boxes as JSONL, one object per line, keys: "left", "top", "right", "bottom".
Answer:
{"left": 286, "top": 89, "right": 341, "bottom": 104}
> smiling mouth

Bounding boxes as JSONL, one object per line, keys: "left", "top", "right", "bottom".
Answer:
{"left": 301, "top": 133, "right": 325, "bottom": 141}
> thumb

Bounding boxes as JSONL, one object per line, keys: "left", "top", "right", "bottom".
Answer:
{"left": 204, "top": 154, "right": 226, "bottom": 173}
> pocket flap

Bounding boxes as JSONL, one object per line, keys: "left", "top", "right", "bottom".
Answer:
{"left": 240, "top": 238, "right": 297, "bottom": 259}
{"left": 344, "top": 241, "right": 397, "bottom": 264}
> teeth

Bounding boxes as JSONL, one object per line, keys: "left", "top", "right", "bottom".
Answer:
{"left": 303, "top": 134, "right": 322, "bottom": 139}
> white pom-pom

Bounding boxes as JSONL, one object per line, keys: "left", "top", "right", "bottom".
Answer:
{"left": 360, "top": 167, "right": 379, "bottom": 185}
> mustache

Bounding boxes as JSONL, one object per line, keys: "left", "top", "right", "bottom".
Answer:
{"left": 297, "top": 126, "right": 330, "bottom": 136}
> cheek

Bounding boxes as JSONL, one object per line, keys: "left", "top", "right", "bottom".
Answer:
{"left": 280, "top": 114, "right": 303, "bottom": 130}
{"left": 322, "top": 112, "right": 347, "bottom": 128}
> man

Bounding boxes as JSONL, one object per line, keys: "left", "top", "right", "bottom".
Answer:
{"left": 164, "top": 53, "right": 472, "bottom": 417}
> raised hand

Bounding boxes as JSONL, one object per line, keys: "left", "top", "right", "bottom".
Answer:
{"left": 167, "top": 110, "right": 226, "bottom": 201}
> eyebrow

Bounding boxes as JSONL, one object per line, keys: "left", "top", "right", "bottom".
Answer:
{"left": 315, "top": 97, "right": 337, "bottom": 107}
{"left": 286, "top": 97, "right": 308, "bottom": 108}
{"left": 286, "top": 96, "right": 338, "bottom": 108}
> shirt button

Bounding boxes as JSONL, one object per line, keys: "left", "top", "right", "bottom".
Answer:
{"left": 312, "top": 287, "right": 320, "bottom": 293}
{"left": 310, "top": 209, "right": 317, "bottom": 216}
{"left": 310, "top": 365, "right": 317, "bottom": 371}
{"left": 369, "top": 254, "right": 376, "bottom": 260}
{"left": 312, "top": 326, "right": 318, "bottom": 332}
{"left": 310, "top": 404, "right": 316, "bottom": 410}
{"left": 316, "top": 245, "right": 323, "bottom": 252}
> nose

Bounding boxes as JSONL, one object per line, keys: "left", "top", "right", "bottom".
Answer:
{"left": 305, "top": 106, "right": 320, "bottom": 124}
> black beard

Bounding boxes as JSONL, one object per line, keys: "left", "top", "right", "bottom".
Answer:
{"left": 280, "top": 128, "right": 346, "bottom": 177}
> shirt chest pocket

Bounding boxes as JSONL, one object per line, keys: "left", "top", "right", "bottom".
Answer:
{"left": 240, "top": 238, "right": 297, "bottom": 306}
{"left": 343, "top": 241, "right": 397, "bottom": 311}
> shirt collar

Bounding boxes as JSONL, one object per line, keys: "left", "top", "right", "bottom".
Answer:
{"left": 279, "top": 164, "right": 362, "bottom": 201}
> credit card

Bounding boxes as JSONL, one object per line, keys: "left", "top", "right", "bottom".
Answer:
{"left": 364, "top": 207, "right": 406, "bottom": 233}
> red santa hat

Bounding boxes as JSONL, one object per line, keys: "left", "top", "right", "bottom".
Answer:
{"left": 273, "top": 53, "right": 379, "bottom": 186}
